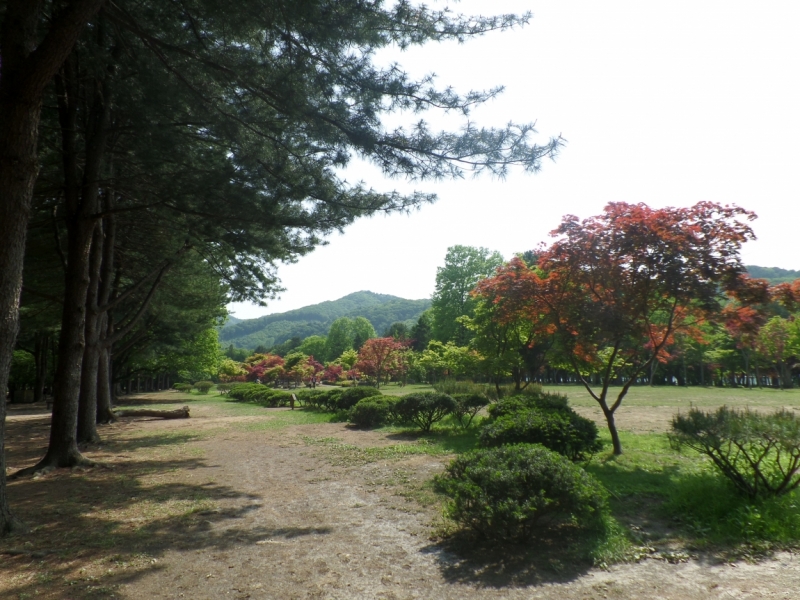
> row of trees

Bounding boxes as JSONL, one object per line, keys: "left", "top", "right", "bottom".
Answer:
{"left": 1, "top": 1, "right": 559, "bottom": 534}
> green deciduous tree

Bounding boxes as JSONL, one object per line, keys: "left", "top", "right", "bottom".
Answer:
{"left": 431, "top": 246, "right": 504, "bottom": 345}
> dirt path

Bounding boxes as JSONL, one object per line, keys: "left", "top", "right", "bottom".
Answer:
{"left": 3, "top": 395, "right": 800, "bottom": 599}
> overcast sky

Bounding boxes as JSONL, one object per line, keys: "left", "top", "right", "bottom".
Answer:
{"left": 228, "top": 0, "right": 800, "bottom": 320}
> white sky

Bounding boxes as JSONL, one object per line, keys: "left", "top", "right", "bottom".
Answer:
{"left": 228, "top": 0, "right": 800, "bottom": 320}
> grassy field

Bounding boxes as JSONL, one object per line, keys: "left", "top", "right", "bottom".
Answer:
{"left": 547, "top": 383, "right": 800, "bottom": 410}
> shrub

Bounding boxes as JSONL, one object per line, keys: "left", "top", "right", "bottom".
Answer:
{"left": 479, "top": 408, "right": 601, "bottom": 461}
{"left": 228, "top": 383, "right": 292, "bottom": 407}
{"left": 216, "top": 383, "right": 233, "bottom": 396}
{"left": 452, "top": 393, "right": 489, "bottom": 429}
{"left": 435, "top": 444, "right": 608, "bottom": 541}
{"left": 393, "top": 392, "right": 456, "bottom": 432}
{"left": 670, "top": 407, "right": 800, "bottom": 500}
{"left": 297, "top": 390, "right": 328, "bottom": 410}
{"left": 348, "top": 397, "right": 398, "bottom": 428}
{"left": 336, "top": 386, "right": 383, "bottom": 411}
{"left": 173, "top": 383, "right": 192, "bottom": 392}
{"left": 194, "top": 380, "right": 214, "bottom": 394}
{"left": 486, "top": 392, "right": 570, "bottom": 420}
{"left": 298, "top": 388, "right": 343, "bottom": 411}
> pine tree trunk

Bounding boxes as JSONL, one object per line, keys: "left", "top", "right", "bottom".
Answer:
{"left": 78, "top": 225, "right": 104, "bottom": 443}
{"left": 96, "top": 333, "right": 116, "bottom": 424}
{"left": 33, "top": 333, "right": 49, "bottom": 404}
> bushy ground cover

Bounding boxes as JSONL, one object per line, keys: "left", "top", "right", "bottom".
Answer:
{"left": 129, "top": 385, "right": 800, "bottom": 562}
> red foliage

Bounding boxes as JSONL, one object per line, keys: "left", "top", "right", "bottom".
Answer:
{"left": 480, "top": 202, "right": 756, "bottom": 454}
{"left": 245, "top": 353, "right": 285, "bottom": 382}
{"left": 321, "top": 364, "right": 343, "bottom": 382}
{"left": 354, "top": 337, "right": 409, "bottom": 387}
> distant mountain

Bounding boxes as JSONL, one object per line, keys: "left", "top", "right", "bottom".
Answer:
{"left": 745, "top": 265, "right": 800, "bottom": 284}
{"left": 220, "top": 291, "right": 431, "bottom": 349}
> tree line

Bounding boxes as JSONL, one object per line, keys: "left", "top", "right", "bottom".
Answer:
{"left": 0, "top": 1, "right": 560, "bottom": 535}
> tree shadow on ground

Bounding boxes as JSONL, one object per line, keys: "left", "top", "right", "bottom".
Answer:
{"left": 1, "top": 452, "right": 333, "bottom": 599}
{"left": 421, "top": 525, "right": 594, "bottom": 588}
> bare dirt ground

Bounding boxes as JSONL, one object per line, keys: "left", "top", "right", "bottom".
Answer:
{"left": 3, "top": 393, "right": 800, "bottom": 599}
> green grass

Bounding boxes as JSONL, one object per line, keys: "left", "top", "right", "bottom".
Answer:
{"left": 545, "top": 384, "right": 800, "bottom": 410}
{"left": 376, "top": 383, "right": 435, "bottom": 397}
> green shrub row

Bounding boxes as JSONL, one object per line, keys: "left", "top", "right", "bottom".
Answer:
{"left": 228, "top": 383, "right": 293, "bottom": 407}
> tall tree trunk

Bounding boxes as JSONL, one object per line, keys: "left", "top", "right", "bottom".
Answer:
{"left": 96, "top": 324, "right": 116, "bottom": 423}
{"left": 33, "top": 332, "right": 49, "bottom": 404}
{"left": 77, "top": 224, "right": 104, "bottom": 443}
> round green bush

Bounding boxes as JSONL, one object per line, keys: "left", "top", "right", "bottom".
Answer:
{"left": 479, "top": 408, "right": 601, "bottom": 461}
{"left": 173, "top": 383, "right": 192, "bottom": 392}
{"left": 216, "top": 383, "right": 233, "bottom": 395}
{"left": 348, "top": 397, "right": 398, "bottom": 428}
{"left": 452, "top": 393, "right": 489, "bottom": 429}
{"left": 435, "top": 444, "right": 608, "bottom": 541}
{"left": 487, "top": 391, "right": 570, "bottom": 420}
{"left": 336, "top": 386, "right": 383, "bottom": 411}
{"left": 194, "top": 380, "right": 214, "bottom": 394}
{"left": 393, "top": 392, "right": 456, "bottom": 432}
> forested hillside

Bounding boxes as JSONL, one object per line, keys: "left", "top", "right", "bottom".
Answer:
{"left": 746, "top": 265, "right": 800, "bottom": 283}
{"left": 221, "top": 291, "right": 431, "bottom": 349}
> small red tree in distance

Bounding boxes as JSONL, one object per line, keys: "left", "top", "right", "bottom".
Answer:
{"left": 535, "top": 201, "right": 756, "bottom": 454}
{"left": 245, "top": 353, "right": 285, "bottom": 383}
{"left": 355, "top": 337, "right": 408, "bottom": 389}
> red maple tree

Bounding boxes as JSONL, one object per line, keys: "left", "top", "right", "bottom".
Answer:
{"left": 354, "top": 337, "right": 409, "bottom": 388}
{"left": 531, "top": 202, "right": 755, "bottom": 454}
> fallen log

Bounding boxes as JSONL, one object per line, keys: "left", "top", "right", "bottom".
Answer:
{"left": 113, "top": 406, "right": 190, "bottom": 419}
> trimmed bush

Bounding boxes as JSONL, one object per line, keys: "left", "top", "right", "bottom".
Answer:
{"left": 452, "top": 393, "right": 489, "bottom": 429}
{"left": 295, "top": 389, "right": 325, "bottom": 408}
{"left": 436, "top": 444, "right": 608, "bottom": 541}
{"left": 194, "top": 380, "right": 214, "bottom": 394}
{"left": 216, "top": 383, "right": 233, "bottom": 396}
{"left": 348, "top": 397, "right": 398, "bottom": 428}
{"left": 670, "top": 407, "right": 800, "bottom": 500}
{"left": 173, "top": 383, "right": 192, "bottom": 392}
{"left": 479, "top": 408, "right": 601, "bottom": 461}
{"left": 228, "top": 383, "right": 292, "bottom": 407}
{"left": 393, "top": 392, "right": 456, "bottom": 432}
{"left": 336, "top": 386, "right": 383, "bottom": 411}
{"left": 486, "top": 391, "right": 570, "bottom": 420}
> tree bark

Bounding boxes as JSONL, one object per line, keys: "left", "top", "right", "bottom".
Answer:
{"left": 33, "top": 332, "right": 49, "bottom": 404}
{"left": 77, "top": 224, "right": 104, "bottom": 443}
{"left": 96, "top": 329, "right": 116, "bottom": 423}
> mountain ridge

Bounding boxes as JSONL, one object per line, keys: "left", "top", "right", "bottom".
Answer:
{"left": 221, "top": 290, "right": 430, "bottom": 349}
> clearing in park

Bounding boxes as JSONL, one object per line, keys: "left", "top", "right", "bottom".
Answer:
{"left": 3, "top": 384, "right": 800, "bottom": 599}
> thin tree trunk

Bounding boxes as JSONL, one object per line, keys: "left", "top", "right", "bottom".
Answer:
{"left": 33, "top": 333, "right": 49, "bottom": 404}
{"left": 97, "top": 342, "right": 115, "bottom": 423}
{"left": 77, "top": 224, "right": 104, "bottom": 443}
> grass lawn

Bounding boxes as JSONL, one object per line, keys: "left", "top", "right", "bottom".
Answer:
{"left": 543, "top": 383, "right": 800, "bottom": 410}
